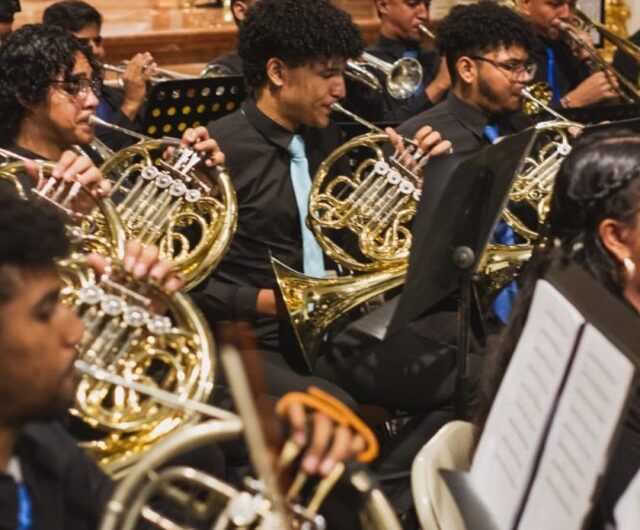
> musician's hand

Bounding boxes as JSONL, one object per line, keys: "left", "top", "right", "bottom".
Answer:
{"left": 565, "top": 71, "right": 620, "bottom": 107}
{"left": 88, "top": 240, "right": 184, "bottom": 293}
{"left": 425, "top": 58, "right": 451, "bottom": 104}
{"left": 30, "top": 151, "right": 111, "bottom": 214}
{"left": 256, "top": 288, "right": 279, "bottom": 316}
{"left": 121, "top": 52, "right": 157, "bottom": 119}
{"left": 180, "top": 126, "right": 226, "bottom": 168}
{"left": 284, "top": 401, "right": 366, "bottom": 477}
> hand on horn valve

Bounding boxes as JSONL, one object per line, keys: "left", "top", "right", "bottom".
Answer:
{"left": 88, "top": 240, "right": 185, "bottom": 294}
{"left": 180, "top": 126, "right": 226, "bottom": 168}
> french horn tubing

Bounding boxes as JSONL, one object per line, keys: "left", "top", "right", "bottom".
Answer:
{"left": 60, "top": 253, "right": 217, "bottom": 477}
{"left": 91, "top": 116, "right": 238, "bottom": 290}
{"left": 0, "top": 148, "right": 126, "bottom": 258}
{"left": 99, "top": 342, "right": 403, "bottom": 530}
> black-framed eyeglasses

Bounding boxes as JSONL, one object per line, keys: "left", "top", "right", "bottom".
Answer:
{"left": 49, "top": 78, "right": 102, "bottom": 98}
{"left": 77, "top": 35, "right": 104, "bottom": 47}
{"left": 469, "top": 56, "right": 538, "bottom": 79}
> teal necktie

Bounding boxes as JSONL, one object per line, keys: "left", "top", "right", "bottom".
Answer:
{"left": 287, "top": 135, "right": 325, "bottom": 278}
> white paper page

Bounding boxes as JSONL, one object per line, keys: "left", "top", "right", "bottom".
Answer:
{"left": 471, "top": 280, "right": 584, "bottom": 530}
{"left": 614, "top": 467, "right": 640, "bottom": 530}
{"left": 518, "top": 324, "right": 635, "bottom": 530}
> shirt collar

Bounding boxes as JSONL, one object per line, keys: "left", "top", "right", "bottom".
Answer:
{"left": 241, "top": 98, "right": 298, "bottom": 151}
{"left": 376, "top": 35, "right": 420, "bottom": 60}
{"left": 447, "top": 91, "right": 491, "bottom": 138}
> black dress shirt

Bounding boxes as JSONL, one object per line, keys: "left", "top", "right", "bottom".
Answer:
{"left": 344, "top": 36, "right": 440, "bottom": 123}
{"left": 612, "top": 29, "right": 640, "bottom": 88}
{"left": 529, "top": 35, "right": 591, "bottom": 100}
{"left": 197, "top": 99, "right": 345, "bottom": 350}
{"left": 205, "top": 52, "right": 244, "bottom": 77}
{"left": 0, "top": 422, "right": 113, "bottom": 530}
{"left": 398, "top": 91, "right": 528, "bottom": 154}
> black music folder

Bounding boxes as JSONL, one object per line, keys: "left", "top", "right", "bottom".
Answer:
{"left": 440, "top": 259, "right": 640, "bottom": 530}
{"left": 141, "top": 77, "right": 246, "bottom": 138}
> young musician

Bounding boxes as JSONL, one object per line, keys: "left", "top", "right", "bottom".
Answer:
{"left": 398, "top": 1, "right": 537, "bottom": 152}
{"left": 516, "top": 0, "right": 620, "bottom": 108}
{"left": 346, "top": 0, "right": 450, "bottom": 123}
{"left": 478, "top": 130, "right": 640, "bottom": 530}
{"left": 198, "top": 0, "right": 449, "bottom": 392}
{"left": 43, "top": 0, "right": 158, "bottom": 151}
{"left": 204, "top": 0, "right": 257, "bottom": 76}
{"left": 0, "top": 188, "right": 368, "bottom": 528}
{"left": 0, "top": 24, "right": 222, "bottom": 183}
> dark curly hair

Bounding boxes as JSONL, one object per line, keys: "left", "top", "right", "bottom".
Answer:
{"left": 0, "top": 185, "right": 69, "bottom": 304}
{"left": 238, "top": 0, "right": 364, "bottom": 94}
{"left": 0, "top": 0, "right": 20, "bottom": 23}
{"left": 0, "top": 23, "right": 100, "bottom": 146}
{"left": 477, "top": 130, "right": 640, "bottom": 431}
{"left": 436, "top": 1, "right": 536, "bottom": 83}
{"left": 43, "top": 0, "right": 102, "bottom": 33}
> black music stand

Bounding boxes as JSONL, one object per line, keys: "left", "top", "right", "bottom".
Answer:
{"left": 141, "top": 77, "right": 246, "bottom": 138}
{"left": 560, "top": 103, "right": 640, "bottom": 124}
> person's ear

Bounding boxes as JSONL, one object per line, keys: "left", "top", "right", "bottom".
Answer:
{"left": 265, "top": 58, "right": 286, "bottom": 88}
{"left": 376, "top": 0, "right": 390, "bottom": 17}
{"left": 518, "top": 0, "right": 532, "bottom": 18}
{"left": 456, "top": 56, "right": 476, "bottom": 85}
{"left": 232, "top": 1, "right": 250, "bottom": 22}
{"left": 599, "top": 217, "right": 634, "bottom": 265}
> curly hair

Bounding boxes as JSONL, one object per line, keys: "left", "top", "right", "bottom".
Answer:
{"left": 0, "top": 185, "right": 69, "bottom": 304}
{"left": 238, "top": 0, "right": 364, "bottom": 94}
{"left": 0, "top": 23, "right": 100, "bottom": 146}
{"left": 476, "top": 130, "right": 640, "bottom": 431}
{"left": 436, "top": 1, "right": 536, "bottom": 83}
{"left": 43, "top": 0, "right": 102, "bottom": 33}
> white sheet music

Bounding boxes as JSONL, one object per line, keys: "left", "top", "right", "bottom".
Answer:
{"left": 614, "top": 467, "right": 640, "bottom": 530}
{"left": 470, "top": 280, "right": 584, "bottom": 530}
{"left": 518, "top": 324, "right": 635, "bottom": 530}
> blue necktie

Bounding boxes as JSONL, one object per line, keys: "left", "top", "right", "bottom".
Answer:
{"left": 485, "top": 124, "right": 519, "bottom": 323}
{"left": 545, "top": 46, "right": 561, "bottom": 105}
{"left": 16, "top": 484, "right": 33, "bottom": 530}
{"left": 287, "top": 135, "right": 325, "bottom": 278}
{"left": 402, "top": 49, "right": 425, "bottom": 98}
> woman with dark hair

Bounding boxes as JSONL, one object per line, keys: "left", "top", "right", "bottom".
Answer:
{"left": 478, "top": 130, "right": 640, "bottom": 528}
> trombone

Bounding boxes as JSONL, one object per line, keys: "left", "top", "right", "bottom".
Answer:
{"left": 346, "top": 52, "right": 424, "bottom": 99}
{"left": 555, "top": 9, "right": 640, "bottom": 103}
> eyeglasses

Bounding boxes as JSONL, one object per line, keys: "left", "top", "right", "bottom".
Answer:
{"left": 77, "top": 35, "right": 104, "bottom": 47}
{"left": 49, "top": 78, "right": 102, "bottom": 98}
{"left": 469, "top": 56, "right": 538, "bottom": 79}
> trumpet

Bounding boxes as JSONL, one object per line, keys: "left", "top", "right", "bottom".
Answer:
{"left": 346, "top": 51, "right": 424, "bottom": 99}
{"left": 555, "top": 11, "right": 640, "bottom": 103}
{"left": 103, "top": 61, "right": 197, "bottom": 87}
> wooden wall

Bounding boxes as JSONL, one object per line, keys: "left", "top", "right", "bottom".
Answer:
{"left": 14, "top": 1, "right": 380, "bottom": 71}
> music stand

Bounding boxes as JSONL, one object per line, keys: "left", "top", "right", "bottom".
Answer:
{"left": 141, "top": 77, "right": 246, "bottom": 138}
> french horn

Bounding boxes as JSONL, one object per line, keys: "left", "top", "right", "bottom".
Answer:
{"left": 60, "top": 253, "right": 217, "bottom": 477}
{"left": 272, "top": 103, "right": 426, "bottom": 363}
{"left": 0, "top": 148, "right": 126, "bottom": 258}
{"left": 92, "top": 116, "right": 238, "bottom": 290}
{"left": 98, "top": 341, "right": 403, "bottom": 530}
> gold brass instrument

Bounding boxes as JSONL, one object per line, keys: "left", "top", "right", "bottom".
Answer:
{"left": 60, "top": 254, "right": 217, "bottom": 477}
{"left": 476, "top": 87, "right": 583, "bottom": 301}
{"left": 91, "top": 116, "right": 238, "bottom": 290}
{"left": 555, "top": 11, "right": 640, "bottom": 103}
{"left": 0, "top": 148, "right": 126, "bottom": 258}
{"left": 272, "top": 103, "right": 428, "bottom": 362}
{"left": 103, "top": 62, "right": 198, "bottom": 88}
{"left": 99, "top": 342, "right": 403, "bottom": 530}
{"left": 346, "top": 51, "right": 424, "bottom": 99}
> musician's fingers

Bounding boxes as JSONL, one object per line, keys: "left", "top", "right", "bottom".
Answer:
{"left": 318, "top": 425, "right": 352, "bottom": 477}
{"left": 75, "top": 165, "right": 104, "bottom": 187}
{"left": 86, "top": 252, "right": 110, "bottom": 276}
{"left": 385, "top": 127, "right": 404, "bottom": 153}
{"left": 302, "top": 412, "right": 333, "bottom": 475}
{"left": 413, "top": 124, "right": 435, "bottom": 147}
{"left": 163, "top": 272, "right": 185, "bottom": 293}
{"left": 429, "top": 139, "right": 453, "bottom": 157}
{"left": 148, "top": 258, "right": 174, "bottom": 286}
{"left": 285, "top": 401, "right": 308, "bottom": 446}
{"left": 123, "top": 239, "right": 143, "bottom": 273}
{"left": 132, "top": 244, "right": 160, "bottom": 279}
{"left": 61, "top": 155, "right": 93, "bottom": 183}
{"left": 52, "top": 150, "right": 80, "bottom": 179}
